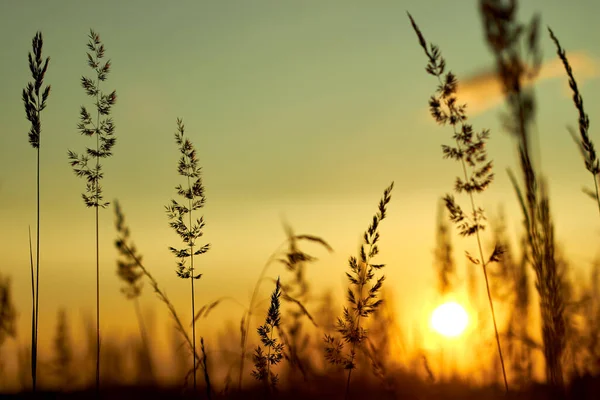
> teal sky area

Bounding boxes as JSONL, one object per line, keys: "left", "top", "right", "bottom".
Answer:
{"left": 1, "top": 0, "right": 600, "bottom": 370}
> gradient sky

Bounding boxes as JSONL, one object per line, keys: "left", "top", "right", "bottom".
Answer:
{"left": 2, "top": 0, "right": 600, "bottom": 376}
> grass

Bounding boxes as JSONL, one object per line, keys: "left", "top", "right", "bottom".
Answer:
{"left": 479, "top": 0, "right": 566, "bottom": 393}
{"left": 408, "top": 12, "right": 509, "bottom": 393}
{"left": 113, "top": 200, "right": 154, "bottom": 385}
{"left": 4, "top": 0, "right": 600, "bottom": 398}
{"left": 251, "top": 277, "right": 284, "bottom": 395}
{"left": 165, "top": 118, "right": 210, "bottom": 392}
{"left": 238, "top": 227, "right": 332, "bottom": 391}
{"left": 324, "top": 182, "right": 393, "bottom": 400}
{"left": 67, "top": 29, "right": 117, "bottom": 394}
{"left": 21, "top": 31, "right": 50, "bottom": 392}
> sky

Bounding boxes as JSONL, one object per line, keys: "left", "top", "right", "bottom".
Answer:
{"left": 2, "top": 0, "right": 600, "bottom": 381}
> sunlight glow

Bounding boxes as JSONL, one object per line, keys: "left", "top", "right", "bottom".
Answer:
{"left": 430, "top": 302, "right": 469, "bottom": 338}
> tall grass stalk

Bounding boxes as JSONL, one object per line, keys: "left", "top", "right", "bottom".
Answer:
{"left": 252, "top": 277, "right": 284, "bottom": 395}
{"left": 114, "top": 205, "right": 211, "bottom": 395}
{"left": 67, "top": 29, "right": 117, "bottom": 393}
{"left": 166, "top": 118, "right": 210, "bottom": 391}
{"left": 113, "top": 200, "right": 154, "bottom": 384}
{"left": 22, "top": 31, "right": 50, "bottom": 391}
{"left": 408, "top": 13, "right": 508, "bottom": 392}
{"left": 324, "top": 182, "right": 393, "bottom": 400}
{"left": 480, "top": 0, "right": 566, "bottom": 391}
{"left": 238, "top": 229, "right": 331, "bottom": 390}
{"left": 547, "top": 28, "right": 600, "bottom": 215}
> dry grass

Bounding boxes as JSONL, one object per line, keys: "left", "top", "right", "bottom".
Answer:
{"left": 21, "top": 31, "right": 50, "bottom": 392}
{"left": 324, "top": 182, "right": 393, "bottom": 400}
{"left": 165, "top": 117, "right": 210, "bottom": 393}
{"left": 5, "top": 1, "right": 600, "bottom": 399}
{"left": 67, "top": 29, "right": 117, "bottom": 393}
{"left": 251, "top": 277, "right": 284, "bottom": 395}
{"left": 479, "top": 0, "right": 567, "bottom": 394}
{"left": 547, "top": 28, "right": 600, "bottom": 214}
{"left": 408, "top": 11, "right": 508, "bottom": 392}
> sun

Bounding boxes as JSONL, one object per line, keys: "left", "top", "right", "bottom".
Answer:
{"left": 430, "top": 302, "right": 469, "bottom": 338}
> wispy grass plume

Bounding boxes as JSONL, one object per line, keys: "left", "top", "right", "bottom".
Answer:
{"left": 238, "top": 227, "right": 331, "bottom": 390}
{"left": 165, "top": 117, "right": 210, "bottom": 392}
{"left": 114, "top": 204, "right": 210, "bottom": 394}
{"left": 324, "top": 182, "right": 393, "bottom": 400}
{"left": 480, "top": 0, "right": 566, "bottom": 391}
{"left": 547, "top": 27, "right": 600, "bottom": 215}
{"left": 277, "top": 223, "right": 332, "bottom": 381}
{"left": 252, "top": 277, "right": 284, "bottom": 395}
{"left": 113, "top": 200, "right": 154, "bottom": 385}
{"left": 67, "top": 29, "right": 117, "bottom": 393}
{"left": 22, "top": 31, "right": 50, "bottom": 392}
{"left": 408, "top": 12, "right": 508, "bottom": 392}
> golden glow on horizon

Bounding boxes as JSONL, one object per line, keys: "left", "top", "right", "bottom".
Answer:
{"left": 430, "top": 302, "right": 469, "bottom": 338}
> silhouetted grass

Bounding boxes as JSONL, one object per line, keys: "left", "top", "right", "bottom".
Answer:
{"left": 324, "top": 182, "right": 393, "bottom": 400}
{"left": 5, "top": 1, "right": 600, "bottom": 399}
{"left": 547, "top": 27, "right": 600, "bottom": 215}
{"left": 22, "top": 31, "right": 51, "bottom": 392}
{"left": 480, "top": 0, "right": 566, "bottom": 395}
{"left": 408, "top": 12, "right": 508, "bottom": 392}
{"left": 67, "top": 29, "right": 117, "bottom": 393}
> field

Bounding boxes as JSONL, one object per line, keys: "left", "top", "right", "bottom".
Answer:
{"left": 1, "top": 0, "right": 600, "bottom": 399}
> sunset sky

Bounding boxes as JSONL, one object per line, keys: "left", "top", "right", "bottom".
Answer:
{"left": 1, "top": 0, "right": 600, "bottom": 379}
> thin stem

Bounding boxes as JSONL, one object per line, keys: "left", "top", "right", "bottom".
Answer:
{"left": 121, "top": 243, "right": 202, "bottom": 364}
{"left": 238, "top": 238, "right": 291, "bottom": 391}
{"left": 95, "top": 78, "right": 101, "bottom": 395}
{"left": 594, "top": 175, "right": 600, "bottom": 216}
{"left": 187, "top": 175, "right": 197, "bottom": 391}
{"left": 455, "top": 135, "right": 508, "bottom": 393}
{"left": 28, "top": 226, "right": 36, "bottom": 391}
{"left": 266, "top": 325, "right": 274, "bottom": 391}
{"left": 344, "top": 241, "right": 374, "bottom": 400}
{"left": 32, "top": 91, "right": 42, "bottom": 393}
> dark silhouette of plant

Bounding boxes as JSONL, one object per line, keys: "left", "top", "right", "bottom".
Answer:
{"left": 115, "top": 203, "right": 211, "bottom": 396}
{"left": 165, "top": 118, "right": 210, "bottom": 392}
{"left": 548, "top": 28, "right": 600, "bottom": 215}
{"left": 67, "top": 29, "right": 117, "bottom": 393}
{"left": 113, "top": 200, "right": 154, "bottom": 384}
{"left": 480, "top": 0, "right": 566, "bottom": 392}
{"left": 238, "top": 226, "right": 331, "bottom": 391}
{"left": 408, "top": 13, "right": 508, "bottom": 392}
{"left": 490, "top": 211, "right": 533, "bottom": 387}
{"left": 324, "top": 182, "right": 393, "bottom": 400}
{"left": 276, "top": 223, "right": 331, "bottom": 381}
{"left": 22, "top": 31, "right": 50, "bottom": 392}
{"left": 252, "top": 277, "right": 284, "bottom": 394}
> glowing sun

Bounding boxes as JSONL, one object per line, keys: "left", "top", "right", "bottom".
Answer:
{"left": 430, "top": 302, "right": 469, "bottom": 337}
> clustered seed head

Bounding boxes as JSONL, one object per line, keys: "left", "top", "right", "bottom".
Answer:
{"left": 68, "top": 30, "right": 117, "bottom": 208}
{"left": 252, "top": 277, "right": 284, "bottom": 391}
{"left": 114, "top": 200, "right": 144, "bottom": 299}
{"left": 409, "top": 13, "right": 494, "bottom": 237}
{"left": 548, "top": 28, "right": 599, "bottom": 177}
{"left": 324, "top": 182, "right": 393, "bottom": 371}
{"left": 165, "top": 118, "right": 210, "bottom": 279}
{"left": 22, "top": 32, "right": 51, "bottom": 149}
